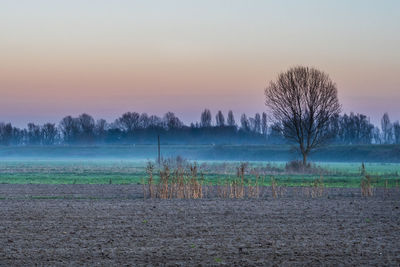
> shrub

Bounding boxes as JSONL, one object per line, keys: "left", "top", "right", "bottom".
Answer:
{"left": 285, "top": 160, "right": 327, "bottom": 175}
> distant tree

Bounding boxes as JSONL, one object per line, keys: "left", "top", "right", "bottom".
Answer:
{"left": 78, "top": 113, "right": 95, "bottom": 143}
{"left": 27, "top": 123, "right": 42, "bottom": 145}
{"left": 254, "top": 113, "right": 261, "bottom": 133}
{"left": 105, "top": 122, "right": 123, "bottom": 143}
{"left": 393, "top": 121, "right": 400, "bottom": 144}
{"left": 268, "top": 122, "right": 285, "bottom": 144}
{"left": 200, "top": 109, "right": 212, "bottom": 127}
{"left": 117, "top": 112, "right": 140, "bottom": 133}
{"left": 328, "top": 113, "right": 340, "bottom": 143}
{"left": 240, "top": 114, "right": 250, "bottom": 132}
{"left": 227, "top": 110, "right": 236, "bottom": 127}
{"left": 337, "top": 113, "right": 374, "bottom": 144}
{"left": 95, "top": 119, "right": 108, "bottom": 143}
{"left": 339, "top": 114, "right": 350, "bottom": 143}
{"left": 261, "top": 112, "right": 268, "bottom": 137}
{"left": 163, "top": 112, "right": 183, "bottom": 129}
{"left": 215, "top": 110, "right": 225, "bottom": 127}
{"left": 356, "top": 114, "right": 374, "bottom": 144}
{"left": 381, "top": 113, "right": 393, "bottom": 144}
{"left": 11, "top": 127, "right": 25, "bottom": 145}
{"left": 249, "top": 117, "right": 256, "bottom": 132}
{"left": 139, "top": 113, "right": 150, "bottom": 129}
{"left": 59, "top": 116, "right": 79, "bottom": 144}
{"left": 265, "top": 66, "right": 341, "bottom": 165}
{"left": 42, "top": 123, "right": 58, "bottom": 145}
{"left": 0, "top": 123, "right": 13, "bottom": 146}
{"left": 373, "top": 127, "right": 382, "bottom": 144}
{"left": 148, "top": 115, "right": 162, "bottom": 128}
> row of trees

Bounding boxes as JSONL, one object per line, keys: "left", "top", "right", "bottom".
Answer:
{"left": 328, "top": 112, "right": 400, "bottom": 145}
{"left": 0, "top": 110, "right": 398, "bottom": 146}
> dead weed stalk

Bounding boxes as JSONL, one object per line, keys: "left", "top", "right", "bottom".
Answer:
{"left": 361, "top": 175, "right": 373, "bottom": 197}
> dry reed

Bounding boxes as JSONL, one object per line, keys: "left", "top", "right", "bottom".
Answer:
{"left": 270, "top": 176, "right": 285, "bottom": 198}
{"left": 311, "top": 176, "right": 324, "bottom": 198}
{"left": 361, "top": 175, "right": 373, "bottom": 197}
{"left": 144, "top": 160, "right": 266, "bottom": 199}
{"left": 359, "top": 163, "right": 374, "bottom": 197}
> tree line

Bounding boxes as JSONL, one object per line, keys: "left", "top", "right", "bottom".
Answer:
{"left": 0, "top": 110, "right": 398, "bottom": 146}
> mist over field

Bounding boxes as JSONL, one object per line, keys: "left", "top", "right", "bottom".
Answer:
{"left": 0, "top": 144, "right": 399, "bottom": 163}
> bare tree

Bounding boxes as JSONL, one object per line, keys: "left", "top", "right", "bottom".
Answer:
{"left": 138, "top": 113, "right": 149, "bottom": 129}
{"left": 240, "top": 113, "right": 250, "bottom": 132}
{"left": 265, "top": 66, "right": 341, "bottom": 165}
{"left": 42, "top": 123, "right": 58, "bottom": 145}
{"left": 227, "top": 110, "right": 236, "bottom": 127}
{"left": 11, "top": 127, "right": 24, "bottom": 145}
{"left": 59, "top": 116, "right": 78, "bottom": 144}
{"left": 27, "top": 123, "right": 42, "bottom": 145}
{"left": 200, "top": 109, "right": 212, "bottom": 127}
{"left": 381, "top": 113, "right": 393, "bottom": 144}
{"left": 254, "top": 113, "right": 261, "bottom": 133}
{"left": 0, "top": 123, "right": 13, "bottom": 146}
{"left": 373, "top": 127, "right": 382, "bottom": 144}
{"left": 249, "top": 117, "right": 256, "bottom": 132}
{"left": 215, "top": 110, "right": 225, "bottom": 127}
{"left": 163, "top": 112, "right": 183, "bottom": 130}
{"left": 394, "top": 121, "right": 400, "bottom": 144}
{"left": 117, "top": 112, "right": 140, "bottom": 133}
{"left": 78, "top": 113, "right": 95, "bottom": 143}
{"left": 148, "top": 115, "right": 162, "bottom": 128}
{"left": 95, "top": 119, "right": 108, "bottom": 143}
{"left": 261, "top": 112, "right": 268, "bottom": 137}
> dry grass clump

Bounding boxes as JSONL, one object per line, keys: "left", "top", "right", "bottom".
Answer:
{"left": 145, "top": 162, "right": 155, "bottom": 198}
{"left": 217, "top": 163, "right": 259, "bottom": 199}
{"left": 270, "top": 176, "right": 285, "bottom": 198}
{"left": 311, "top": 177, "right": 324, "bottom": 198}
{"left": 384, "top": 179, "right": 389, "bottom": 197}
{"left": 217, "top": 163, "right": 262, "bottom": 199}
{"left": 216, "top": 180, "right": 230, "bottom": 199}
{"left": 144, "top": 159, "right": 263, "bottom": 199}
{"left": 361, "top": 175, "right": 373, "bottom": 197}
{"left": 160, "top": 155, "right": 188, "bottom": 169}
{"left": 232, "top": 163, "right": 246, "bottom": 198}
{"left": 302, "top": 177, "right": 325, "bottom": 198}
{"left": 285, "top": 160, "right": 328, "bottom": 175}
{"left": 247, "top": 171, "right": 262, "bottom": 198}
{"left": 144, "top": 162, "right": 204, "bottom": 199}
{"left": 360, "top": 163, "right": 374, "bottom": 197}
{"left": 360, "top": 162, "right": 367, "bottom": 176}
{"left": 271, "top": 176, "right": 278, "bottom": 198}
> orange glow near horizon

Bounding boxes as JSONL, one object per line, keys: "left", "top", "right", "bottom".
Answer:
{"left": 1, "top": 1, "right": 399, "bottom": 126}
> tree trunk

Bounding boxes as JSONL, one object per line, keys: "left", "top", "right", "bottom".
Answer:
{"left": 302, "top": 152, "right": 308, "bottom": 166}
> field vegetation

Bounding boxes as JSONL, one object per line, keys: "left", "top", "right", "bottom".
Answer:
{"left": 0, "top": 157, "right": 399, "bottom": 191}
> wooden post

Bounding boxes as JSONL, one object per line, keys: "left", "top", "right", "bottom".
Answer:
{"left": 157, "top": 135, "right": 161, "bottom": 166}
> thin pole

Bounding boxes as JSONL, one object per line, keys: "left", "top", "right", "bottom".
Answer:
{"left": 157, "top": 135, "right": 161, "bottom": 166}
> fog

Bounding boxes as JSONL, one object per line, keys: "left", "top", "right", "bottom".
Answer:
{"left": 0, "top": 144, "right": 399, "bottom": 163}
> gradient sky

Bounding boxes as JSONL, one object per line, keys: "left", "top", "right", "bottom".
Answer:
{"left": 1, "top": 0, "right": 399, "bottom": 127}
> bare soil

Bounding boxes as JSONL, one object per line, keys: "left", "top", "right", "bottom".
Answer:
{"left": 1, "top": 185, "right": 399, "bottom": 266}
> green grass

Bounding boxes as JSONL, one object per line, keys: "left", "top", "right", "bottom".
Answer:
{"left": 0, "top": 159, "right": 399, "bottom": 188}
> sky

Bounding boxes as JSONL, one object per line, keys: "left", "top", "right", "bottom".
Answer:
{"left": 1, "top": 0, "right": 399, "bottom": 127}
